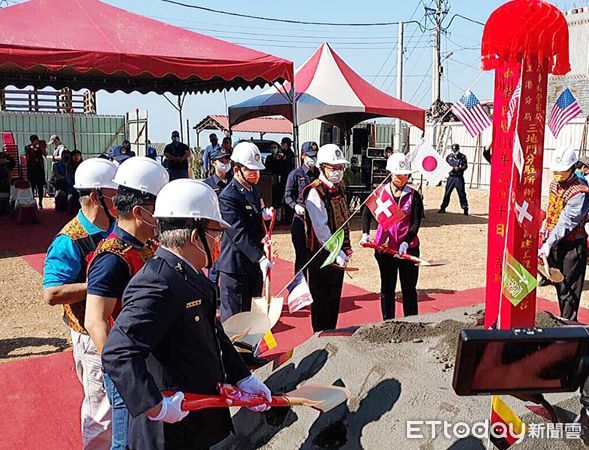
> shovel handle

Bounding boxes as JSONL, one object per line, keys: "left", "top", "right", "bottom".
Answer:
{"left": 360, "top": 241, "right": 419, "bottom": 265}
{"left": 176, "top": 392, "right": 291, "bottom": 411}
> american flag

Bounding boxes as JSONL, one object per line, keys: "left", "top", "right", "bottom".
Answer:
{"left": 451, "top": 90, "right": 492, "bottom": 137}
{"left": 507, "top": 82, "right": 521, "bottom": 128}
{"left": 548, "top": 88, "right": 582, "bottom": 138}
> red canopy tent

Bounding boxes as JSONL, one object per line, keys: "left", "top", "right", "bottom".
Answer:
{"left": 0, "top": 0, "right": 293, "bottom": 94}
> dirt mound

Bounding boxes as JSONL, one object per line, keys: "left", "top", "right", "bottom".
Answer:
{"left": 354, "top": 310, "right": 566, "bottom": 368}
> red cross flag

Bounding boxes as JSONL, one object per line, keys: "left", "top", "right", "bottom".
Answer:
{"left": 411, "top": 143, "right": 452, "bottom": 186}
{"left": 510, "top": 189, "right": 541, "bottom": 232}
{"left": 365, "top": 184, "right": 405, "bottom": 230}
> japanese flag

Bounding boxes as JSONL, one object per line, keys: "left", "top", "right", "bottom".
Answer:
{"left": 412, "top": 143, "right": 452, "bottom": 186}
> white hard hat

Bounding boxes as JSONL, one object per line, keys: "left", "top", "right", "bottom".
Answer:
{"left": 73, "top": 158, "right": 118, "bottom": 190}
{"left": 551, "top": 146, "right": 578, "bottom": 171}
{"left": 113, "top": 157, "right": 169, "bottom": 196}
{"left": 231, "top": 141, "right": 265, "bottom": 170}
{"left": 386, "top": 153, "right": 412, "bottom": 175}
{"left": 154, "top": 179, "right": 229, "bottom": 228}
{"left": 317, "top": 144, "right": 349, "bottom": 166}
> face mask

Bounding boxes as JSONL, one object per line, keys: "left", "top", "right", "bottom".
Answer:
{"left": 172, "top": 136, "right": 180, "bottom": 143}
{"left": 205, "top": 232, "right": 222, "bottom": 263}
{"left": 304, "top": 156, "right": 316, "bottom": 168}
{"left": 216, "top": 162, "right": 231, "bottom": 174}
{"left": 137, "top": 206, "right": 157, "bottom": 229}
{"left": 328, "top": 170, "right": 343, "bottom": 184}
{"left": 244, "top": 170, "right": 260, "bottom": 185}
{"left": 392, "top": 174, "right": 409, "bottom": 188}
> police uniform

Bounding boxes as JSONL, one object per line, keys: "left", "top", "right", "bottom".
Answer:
{"left": 102, "top": 247, "right": 250, "bottom": 450}
{"left": 203, "top": 147, "right": 233, "bottom": 196}
{"left": 284, "top": 164, "right": 319, "bottom": 274}
{"left": 216, "top": 177, "right": 266, "bottom": 320}
{"left": 439, "top": 148, "right": 469, "bottom": 213}
{"left": 203, "top": 148, "right": 233, "bottom": 288}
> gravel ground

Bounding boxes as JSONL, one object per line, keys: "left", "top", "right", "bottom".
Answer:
{"left": 1, "top": 185, "right": 585, "bottom": 363}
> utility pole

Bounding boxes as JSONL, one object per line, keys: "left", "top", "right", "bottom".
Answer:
{"left": 431, "top": 0, "right": 443, "bottom": 104}
{"left": 395, "top": 21, "right": 404, "bottom": 151}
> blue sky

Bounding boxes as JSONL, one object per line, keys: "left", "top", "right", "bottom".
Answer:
{"left": 16, "top": 0, "right": 575, "bottom": 142}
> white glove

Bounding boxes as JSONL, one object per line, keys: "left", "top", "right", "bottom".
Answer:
{"left": 538, "top": 242, "right": 551, "bottom": 259}
{"left": 237, "top": 374, "right": 272, "bottom": 412}
{"left": 399, "top": 242, "right": 409, "bottom": 255}
{"left": 148, "top": 392, "right": 189, "bottom": 424}
{"left": 294, "top": 204, "right": 305, "bottom": 216}
{"left": 259, "top": 256, "right": 274, "bottom": 279}
{"left": 262, "top": 207, "right": 274, "bottom": 221}
{"left": 335, "top": 250, "right": 349, "bottom": 267}
{"left": 585, "top": 223, "right": 589, "bottom": 235}
{"left": 359, "top": 233, "right": 370, "bottom": 245}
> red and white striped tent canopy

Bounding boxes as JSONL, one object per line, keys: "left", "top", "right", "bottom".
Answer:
{"left": 229, "top": 42, "right": 425, "bottom": 132}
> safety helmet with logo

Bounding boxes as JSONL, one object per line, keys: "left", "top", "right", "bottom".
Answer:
{"left": 73, "top": 158, "right": 118, "bottom": 190}
{"left": 154, "top": 179, "right": 229, "bottom": 227}
{"left": 230, "top": 141, "right": 265, "bottom": 170}
{"left": 154, "top": 179, "right": 228, "bottom": 268}
{"left": 386, "top": 153, "right": 412, "bottom": 175}
{"left": 550, "top": 146, "right": 578, "bottom": 172}
{"left": 317, "top": 144, "right": 349, "bottom": 166}
{"left": 113, "top": 156, "right": 169, "bottom": 196}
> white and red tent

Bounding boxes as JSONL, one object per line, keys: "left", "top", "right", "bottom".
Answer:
{"left": 229, "top": 43, "right": 425, "bottom": 132}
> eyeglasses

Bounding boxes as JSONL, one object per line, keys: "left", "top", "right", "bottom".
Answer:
{"left": 205, "top": 228, "right": 224, "bottom": 240}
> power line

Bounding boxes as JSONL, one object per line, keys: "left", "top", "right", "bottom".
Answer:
{"left": 159, "top": 0, "right": 426, "bottom": 29}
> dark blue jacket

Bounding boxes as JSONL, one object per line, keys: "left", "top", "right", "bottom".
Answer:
{"left": 283, "top": 165, "right": 319, "bottom": 221}
{"left": 102, "top": 247, "right": 249, "bottom": 450}
{"left": 446, "top": 152, "right": 468, "bottom": 177}
{"left": 216, "top": 177, "right": 266, "bottom": 274}
{"left": 203, "top": 172, "right": 232, "bottom": 197}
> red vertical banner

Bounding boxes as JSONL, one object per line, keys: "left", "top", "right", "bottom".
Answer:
{"left": 484, "top": 63, "right": 520, "bottom": 328}
{"left": 484, "top": 60, "right": 549, "bottom": 329}
{"left": 481, "top": 0, "right": 570, "bottom": 330}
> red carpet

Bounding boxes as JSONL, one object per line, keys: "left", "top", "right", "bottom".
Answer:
{"left": 0, "top": 209, "right": 587, "bottom": 449}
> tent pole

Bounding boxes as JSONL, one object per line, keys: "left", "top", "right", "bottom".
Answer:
{"left": 289, "top": 83, "right": 299, "bottom": 167}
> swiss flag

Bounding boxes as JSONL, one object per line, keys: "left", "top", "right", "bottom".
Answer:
{"left": 410, "top": 143, "right": 452, "bottom": 186}
{"left": 366, "top": 184, "right": 406, "bottom": 230}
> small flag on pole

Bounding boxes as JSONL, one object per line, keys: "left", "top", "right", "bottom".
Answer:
{"left": 548, "top": 87, "right": 582, "bottom": 138}
{"left": 321, "top": 229, "right": 344, "bottom": 268}
{"left": 411, "top": 142, "right": 453, "bottom": 186}
{"left": 253, "top": 330, "right": 277, "bottom": 356}
{"left": 451, "top": 90, "right": 492, "bottom": 137}
{"left": 285, "top": 272, "right": 313, "bottom": 313}
{"left": 490, "top": 395, "right": 527, "bottom": 449}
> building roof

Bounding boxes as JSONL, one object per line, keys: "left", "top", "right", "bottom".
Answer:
{"left": 194, "top": 115, "right": 292, "bottom": 135}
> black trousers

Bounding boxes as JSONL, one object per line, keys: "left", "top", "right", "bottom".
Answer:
{"left": 440, "top": 175, "right": 468, "bottom": 210}
{"left": 291, "top": 217, "right": 309, "bottom": 276}
{"left": 218, "top": 271, "right": 263, "bottom": 321}
{"left": 548, "top": 239, "right": 587, "bottom": 321}
{"left": 29, "top": 178, "right": 44, "bottom": 205}
{"left": 374, "top": 248, "right": 420, "bottom": 320}
{"left": 308, "top": 249, "right": 345, "bottom": 332}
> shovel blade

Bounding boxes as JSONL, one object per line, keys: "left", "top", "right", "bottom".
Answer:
{"left": 285, "top": 384, "right": 350, "bottom": 413}
{"left": 222, "top": 312, "right": 271, "bottom": 348}
{"left": 267, "top": 296, "right": 284, "bottom": 329}
{"left": 251, "top": 296, "right": 269, "bottom": 316}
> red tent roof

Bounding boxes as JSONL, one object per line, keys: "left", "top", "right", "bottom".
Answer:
{"left": 0, "top": 0, "right": 293, "bottom": 94}
{"left": 230, "top": 43, "right": 425, "bottom": 130}
{"left": 194, "top": 115, "right": 292, "bottom": 135}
